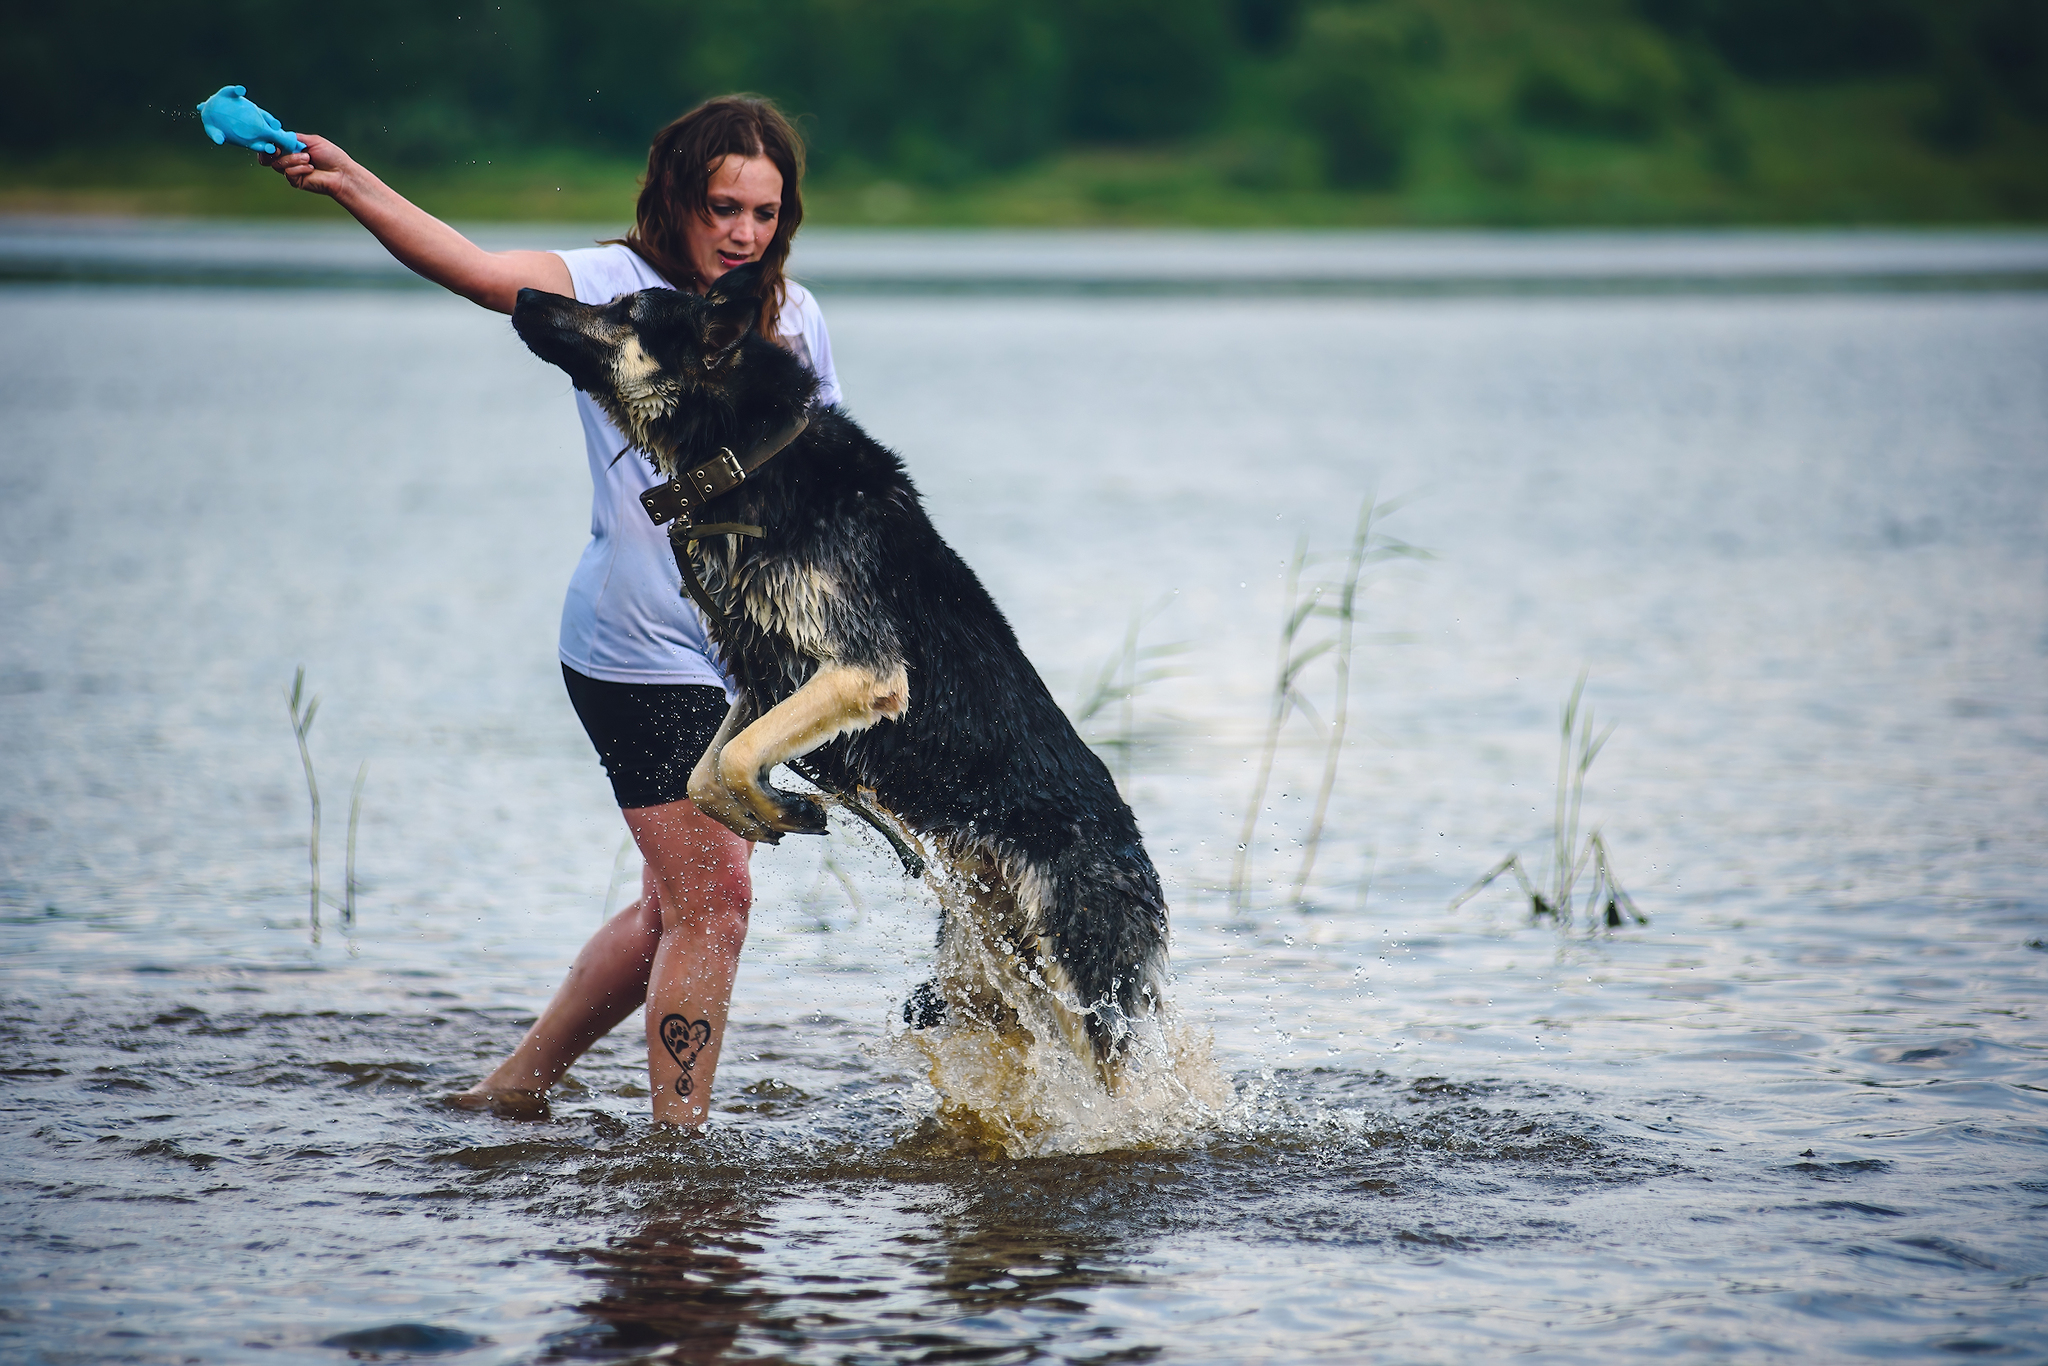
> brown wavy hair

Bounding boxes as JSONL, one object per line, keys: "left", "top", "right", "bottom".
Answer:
{"left": 611, "top": 95, "right": 805, "bottom": 336}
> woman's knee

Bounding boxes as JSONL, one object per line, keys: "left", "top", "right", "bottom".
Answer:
{"left": 654, "top": 844, "right": 751, "bottom": 932}
{"left": 657, "top": 888, "right": 750, "bottom": 953}
{"left": 621, "top": 887, "right": 664, "bottom": 942}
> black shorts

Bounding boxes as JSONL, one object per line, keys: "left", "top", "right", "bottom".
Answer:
{"left": 561, "top": 664, "right": 729, "bottom": 810}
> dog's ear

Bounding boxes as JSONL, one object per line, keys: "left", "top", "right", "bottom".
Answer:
{"left": 700, "top": 262, "right": 764, "bottom": 366}
{"left": 706, "top": 261, "right": 765, "bottom": 309}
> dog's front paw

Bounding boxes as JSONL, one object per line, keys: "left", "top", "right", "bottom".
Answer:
{"left": 717, "top": 753, "right": 828, "bottom": 838}
{"left": 687, "top": 768, "right": 779, "bottom": 843}
{"left": 749, "top": 783, "right": 829, "bottom": 838}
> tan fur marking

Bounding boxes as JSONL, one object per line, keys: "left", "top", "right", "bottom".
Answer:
{"left": 686, "top": 702, "right": 776, "bottom": 841}
{"left": 711, "top": 663, "right": 909, "bottom": 836}
{"left": 610, "top": 335, "right": 675, "bottom": 456}
{"left": 741, "top": 563, "right": 842, "bottom": 660}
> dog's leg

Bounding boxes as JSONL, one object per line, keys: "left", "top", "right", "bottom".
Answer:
{"left": 712, "top": 663, "right": 908, "bottom": 840}
{"left": 686, "top": 700, "right": 778, "bottom": 842}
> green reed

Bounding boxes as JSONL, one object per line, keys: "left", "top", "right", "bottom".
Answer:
{"left": 287, "top": 666, "right": 367, "bottom": 943}
{"left": 1450, "top": 670, "right": 1646, "bottom": 930}
{"left": 1070, "top": 601, "right": 1187, "bottom": 795}
{"left": 344, "top": 759, "right": 365, "bottom": 934}
{"left": 288, "top": 669, "right": 321, "bottom": 939}
{"left": 1231, "top": 495, "right": 1426, "bottom": 914}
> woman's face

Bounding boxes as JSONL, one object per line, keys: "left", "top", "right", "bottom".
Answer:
{"left": 683, "top": 154, "right": 784, "bottom": 291}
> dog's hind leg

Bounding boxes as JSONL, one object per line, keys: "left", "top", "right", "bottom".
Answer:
{"left": 699, "top": 662, "right": 908, "bottom": 841}
{"left": 925, "top": 843, "right": 1034, "bottom": 1038}
{"left": 923, "top": 844, "right": 1130, "bottom": 1087}
{"left": 1033, "top": 840, "right": 1170, "bottom": 1075}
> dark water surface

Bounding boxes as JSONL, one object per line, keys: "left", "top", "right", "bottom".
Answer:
{"left": 2, "top": 249, "right": 2045, "bottom": 1361}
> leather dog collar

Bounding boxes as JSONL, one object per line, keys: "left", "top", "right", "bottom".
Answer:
{"left": 636, "top": 411, "right": 808, "bottom": 629}
{"left": 638, "top": 412, "right": 809, "bottom": 529}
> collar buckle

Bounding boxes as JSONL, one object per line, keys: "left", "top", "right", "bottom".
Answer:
{"left": 716, "top": 446, "right": 745, "bottom": 485}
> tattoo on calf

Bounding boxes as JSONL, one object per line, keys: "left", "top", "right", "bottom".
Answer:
{"left": 659, "top": 1014, "right": 714, "bottom": 1099}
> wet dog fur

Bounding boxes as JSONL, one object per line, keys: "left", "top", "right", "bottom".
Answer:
{"left": 512, "top": 266, "right": 1168, "bottom": 1070}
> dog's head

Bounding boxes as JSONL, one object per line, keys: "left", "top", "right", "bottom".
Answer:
{"left": 512, "top": 262, "right": 816, "bottom": 474}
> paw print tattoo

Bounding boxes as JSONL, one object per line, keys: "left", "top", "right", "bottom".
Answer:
{"left": 659, "top": 1014, "right": 714, "bottom": 1099}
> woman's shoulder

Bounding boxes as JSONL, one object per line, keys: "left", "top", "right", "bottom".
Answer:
{"left": 777, "top": 277, "right": 823, "bottom": 333}
{"left": 557, "top": 242, "right": 672, "bottom": 304}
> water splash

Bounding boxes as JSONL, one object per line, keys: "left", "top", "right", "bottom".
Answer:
{"left": 896, "top": 1008, "right": 1231, "bottom": 1159}
{"left": 889, "top": 869, "right": 1232, "bottom": 1157}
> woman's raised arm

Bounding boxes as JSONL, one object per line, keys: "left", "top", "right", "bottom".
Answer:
{"left": 262, "top": 134, "right": 572, "bottom": 313}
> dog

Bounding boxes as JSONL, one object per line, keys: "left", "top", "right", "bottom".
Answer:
{"left": 512, "top": 265, "right": 1168, "bottom": 1075}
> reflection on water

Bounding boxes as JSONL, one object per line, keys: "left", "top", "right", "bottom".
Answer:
{"left": 566, "top": 1202, "right": 769, "bottom": 1361}
{"left": 1, "top": 252, "right": 2046, "bottom": 1362}
{"left": 557, "top": 1175, "right": 1155, "bottom": 1362}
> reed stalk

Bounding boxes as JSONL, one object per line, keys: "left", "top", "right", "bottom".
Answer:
{"left": 600, "top": 831, "right": 637, "bottom": 921}
{"left": 344, "top": 760, "right": 366, "bottom": 935}
{"left": 1291, "top": 498, "right": 1380, "bottom": 904}
{"left": 798, "top": 834, "right": 865, "bottom": 927}
{"left": 1232, "top": 496, "right": 1427, "bottom": 913}
{"left": 287, "top": 667, "right": 321, "bottom": 943}
{"left": 1070, "top": 601, "right": 1186, "bottom": 795}
{"left": 1552, "top": 671, "right": 1615, "bottom": 914}
{"left": 1449, "top": 670, "right": 1645, "bottom": 930}
{"left": 287, "top": 668, "right": 372, "bottom": 942}
{"left": 1229, "top": 536, "right": 1316, "bottom": 913}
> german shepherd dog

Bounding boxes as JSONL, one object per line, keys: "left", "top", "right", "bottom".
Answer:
{"left": 511, "top": 265, "right": 1167, "bottom": 1075}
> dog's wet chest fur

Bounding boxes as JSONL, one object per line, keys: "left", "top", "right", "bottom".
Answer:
{"left": 610, "top": 337, "right": 677, "bottom": 455}
{"left": 697, "top": 453, "right": 909, "bottom": 685}
{"left": 732, "top": 552, "right": 844, "bottom": 668}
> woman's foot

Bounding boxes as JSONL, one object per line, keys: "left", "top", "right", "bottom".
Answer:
{"left": 444, "top": 1086, "right": 551, "bottom": 1120}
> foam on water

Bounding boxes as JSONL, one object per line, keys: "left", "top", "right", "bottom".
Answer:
{"left": 898, "top": 1009, "right": 1232, "bottom": 1158}
{"left": 888, "top": 865, "right": 1234, "bottom": 1157}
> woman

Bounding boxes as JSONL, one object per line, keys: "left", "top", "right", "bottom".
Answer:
{"left": 264, "top": 96, "right": 837, "bottom": 1126}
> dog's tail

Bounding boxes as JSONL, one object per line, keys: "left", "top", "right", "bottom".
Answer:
{"left": 1040, "top": 834, "right": 1170, "bottom": 1063}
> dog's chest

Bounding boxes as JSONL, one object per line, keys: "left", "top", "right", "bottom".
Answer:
{"left": 705, "top": 544, "right": 842, "bottom": 671}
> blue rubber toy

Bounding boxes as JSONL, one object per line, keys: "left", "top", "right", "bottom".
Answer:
{"left": 196, "top": 85, "right": 305, "bottom": 155}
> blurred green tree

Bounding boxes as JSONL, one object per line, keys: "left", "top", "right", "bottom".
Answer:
{"left": 1229, "top": 0, "right": 1306, "bottom": 54}
{"left": 1058, "top": 0, "right": 1233, "bottom": 140}
{"left": 1638, "top": 0, "right": 1929, "bottom": 80}
{"left": 1977, "top": 0, "right": 2048, "bottom": 120}
{"left": 3, "top": 0, "right": 2043, "bottom": 223}
{"left": 748, "top": 0, "right": 1064, "bottom": 179}
{"left": 1513, "top": 32, "right": 1681, "bottom": 142}
{"left": 1291, "top": 4, "right": 1421, "bottom": 189}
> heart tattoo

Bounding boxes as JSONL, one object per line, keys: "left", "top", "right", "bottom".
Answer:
{"left": 659, "top": 1014, "right": 714, "bottom": 1099}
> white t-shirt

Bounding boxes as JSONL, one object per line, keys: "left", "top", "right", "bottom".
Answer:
{"left": 551, "top": 243, "right": 841, "bottom": 688}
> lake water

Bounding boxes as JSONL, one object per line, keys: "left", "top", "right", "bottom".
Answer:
{"left": 2, "top": 229, "right": 2046, "bottom": 1363}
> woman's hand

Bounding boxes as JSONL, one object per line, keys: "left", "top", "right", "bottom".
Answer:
{"left": 260, "top": 133, "right": 353, "bottom": 200}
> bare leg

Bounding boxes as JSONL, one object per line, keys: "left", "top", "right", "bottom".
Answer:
{"left": 629, "top": 800, "right": 753, "bottom": 1126}
{"left": 466, "top": 865, "right": 663, "bottom": 1100}
{"left": 463, "top": 797, "right": 751, "bottom": 1126}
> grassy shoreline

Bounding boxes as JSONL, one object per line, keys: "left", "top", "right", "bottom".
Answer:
{"left": 9, "top": 88, "right": 2047, "bottom": 231}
